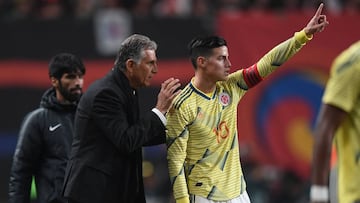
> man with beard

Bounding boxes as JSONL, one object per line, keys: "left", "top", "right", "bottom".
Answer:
{"left": 8, "top": 53, "right": 86, "bottom": 203}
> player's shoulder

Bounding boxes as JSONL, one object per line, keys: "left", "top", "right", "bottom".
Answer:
{"left": 338, "top": 41, "right": 360, "bottom": 63}
{"left": 173, "top": 85, "right": 195, "bottom": 110}
{"left": 333, "top": 48, "right": 360, "bottom": 75}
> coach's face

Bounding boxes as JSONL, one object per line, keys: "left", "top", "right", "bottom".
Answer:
{"left": 128, "top": 49, "right": 158, "bottom": 88}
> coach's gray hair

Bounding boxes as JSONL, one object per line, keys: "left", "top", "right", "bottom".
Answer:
{"left": 114, "top": 34, "right": 157, "bottom": 70}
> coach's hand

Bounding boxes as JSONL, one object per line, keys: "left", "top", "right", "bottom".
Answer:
{"left": 155, "top": 77, "right": 181, "bottom": 115}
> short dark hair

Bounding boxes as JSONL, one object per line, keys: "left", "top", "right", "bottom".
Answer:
{"left": 48, "top": 53, "right": 86, "bottom": 79}
{"left": 188, "top": 35, "right": 227, "bottom": 69}
{"left": 114, "top": 34, "right": 157, "bottom": 71}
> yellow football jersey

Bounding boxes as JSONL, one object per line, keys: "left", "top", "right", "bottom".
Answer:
{"left": 323, "top": 40, "right": 360, "bottom": 203}
{"left": 166, "top": 30, "right": 312, "bottom": 202}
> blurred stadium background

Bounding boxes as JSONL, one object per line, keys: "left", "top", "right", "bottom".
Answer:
{"left": 1, "top": 0, "right": 359, "bottom": 202}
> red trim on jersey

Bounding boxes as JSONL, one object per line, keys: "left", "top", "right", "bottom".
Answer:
{"left": 242, "top": 63, "right": 263, "bottom": 88}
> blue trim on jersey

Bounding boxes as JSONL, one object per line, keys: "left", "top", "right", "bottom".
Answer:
{"left": 207, "top": 186, "right": 216, "bottom": 199}
{"left": 230, "top": 133, "right": 237, "bottom": 150}
{"left": 167, "top": 127, "right": 188, "bottom": 149}
{"left": 271, "top": 62, "right": 282, "bottom": 66}
{"left": 174, "top": 86, "right": 193, "bottom": 110}
{"left": 189, "top": 83, "right": 218, "bottom": 100}
{"left": 237, "top": 81, "right": 249, "bottom": 90}
{"left": 171, "top": 167, "right": 185, "bottom": 187}
{"left": 212, "top": 88, "right": 218, "bottom": 99}
{"left": 188, "top": 164, "right": 195, "bottom": 175}
{"left": 219, "top": 151, "right": 229, "bottom": 171}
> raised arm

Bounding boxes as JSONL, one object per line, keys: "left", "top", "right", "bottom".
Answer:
{"left": 241, "top": 3, "right": 329, "bottom": 89}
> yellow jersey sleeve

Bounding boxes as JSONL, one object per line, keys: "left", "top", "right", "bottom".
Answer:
{"left": 257, "top": 29, "right": 312, "bottom": 78}
{"left": 176, "top": 196, "right": 190, "bottom": 203}
{"left": 167, "top": 87, "right": 195, "bottom": 200}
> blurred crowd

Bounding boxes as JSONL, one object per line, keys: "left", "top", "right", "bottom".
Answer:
{"left": 0, "top": 0, "right": 359, "bottom": 21}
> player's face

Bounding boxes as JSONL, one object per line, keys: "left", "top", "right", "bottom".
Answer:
{"left": 205, "top": 46, "right": 231, "bottom": 82}
{"left": 57, "top": 71, "right": 84, "bottom": 103}
{"left": 132, "top": 49, "right": 158, "bottom": 87}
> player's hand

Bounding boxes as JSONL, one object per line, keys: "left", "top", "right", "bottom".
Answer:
{"left": 155, "top": 78, "right": 181, "bottom": 115}
{"left": 304, "top": 3, "right": 329, "bottom": 35}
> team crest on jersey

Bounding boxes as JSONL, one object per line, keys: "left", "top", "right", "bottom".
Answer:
{"left": 219, "top": 92, "right": 231, "bottom": 106}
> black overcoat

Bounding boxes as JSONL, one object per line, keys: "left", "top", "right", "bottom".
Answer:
{"left": 63, "top": 67, "right": 166, "bottom": 203}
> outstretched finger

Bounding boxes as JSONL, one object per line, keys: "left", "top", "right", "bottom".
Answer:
{"left": 314, "top": 3, "right": 324, "bottom": 17}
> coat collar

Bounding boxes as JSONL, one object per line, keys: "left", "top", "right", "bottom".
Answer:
{"left": 110, "top": 67, "right": 137, "bottom": 96}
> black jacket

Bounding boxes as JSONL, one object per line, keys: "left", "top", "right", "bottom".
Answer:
{"left": 62, "top": 67, "right": 166, "bottom": 203}
{"left": 9, "top": 88, "right": 78, "bottom": 203}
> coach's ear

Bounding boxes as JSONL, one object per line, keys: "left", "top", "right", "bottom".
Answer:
{"left": 125, "top": 59, "right": 136, "bottom": 75}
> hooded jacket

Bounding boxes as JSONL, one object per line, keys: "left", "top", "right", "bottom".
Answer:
{"left": 9, "top": 88, "right": 78, "bottom": 203}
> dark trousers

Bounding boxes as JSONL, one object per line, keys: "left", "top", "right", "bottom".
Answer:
{"left": 66, "top": 198, "right": 81, "bottom": 203}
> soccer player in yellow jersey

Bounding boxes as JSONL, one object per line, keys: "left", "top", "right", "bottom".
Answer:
{"left": 310, "top": 40, "right": 360, "bottom": 203}
{"left": 166, "top": 3, "right": 328, "bottom": 203}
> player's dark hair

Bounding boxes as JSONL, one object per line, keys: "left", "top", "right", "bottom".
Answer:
{"left": 188, "top": 35, "right": 227, "bottom": 69}
{"left": 48, "top": 53, "right": 86, "bottom": 79}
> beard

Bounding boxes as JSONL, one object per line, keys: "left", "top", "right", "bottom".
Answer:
{"left": 58, "top": 82, "right": 82, "bottom": 103}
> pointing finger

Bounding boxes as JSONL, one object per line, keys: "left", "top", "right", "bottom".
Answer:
{"left": 315, "top": 3, "right": 324, "bottom": 17}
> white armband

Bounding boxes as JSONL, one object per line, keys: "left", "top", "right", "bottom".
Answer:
{"left": 310, "top": 185, "right": 329, "bottom": 202}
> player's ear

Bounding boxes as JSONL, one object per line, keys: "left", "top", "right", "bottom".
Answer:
{"left": 197, "top": 56, "right": 207, "bottom": 68}
{"left": 50, "top": 76, "right": 59, "bottom": 88}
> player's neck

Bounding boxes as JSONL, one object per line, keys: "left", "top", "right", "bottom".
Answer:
{"left": 192, "top": 76, "right": 216, "bottom": 94}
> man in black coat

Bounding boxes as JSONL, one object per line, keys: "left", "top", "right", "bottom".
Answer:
{"left": 9, "top": 53, "right": 86, "bottom": 203}
{"left": 62, "top": 34, "right": 181, "bottom": 203}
